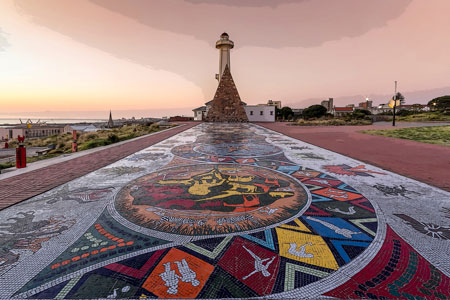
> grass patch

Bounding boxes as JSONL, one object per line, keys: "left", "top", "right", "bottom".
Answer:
{"left": 396, "top": 112, "right": 450, "bottom": 122}
{"left": 361, "top": 126, "right": 450, "bottom": 147}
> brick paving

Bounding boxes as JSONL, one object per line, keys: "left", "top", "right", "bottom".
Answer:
{"left": 0, "top": 122, "right": 198, "bottom": 211}
{"left": 257, "top": 122, "right": 450, "bottom": 191}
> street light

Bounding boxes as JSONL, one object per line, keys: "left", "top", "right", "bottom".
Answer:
{"left": 392, "top": 81, "right": 398, "bottom": 127}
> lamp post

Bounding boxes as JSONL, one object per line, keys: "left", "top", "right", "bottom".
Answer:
{"left": 392, "top": 81, "right": 397, "bottom": 127}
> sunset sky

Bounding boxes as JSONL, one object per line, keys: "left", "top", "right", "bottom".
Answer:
{"left": 1, "top": 0, "right": 449, "bottom": 118}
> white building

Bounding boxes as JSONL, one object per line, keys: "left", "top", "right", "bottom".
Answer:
{"left": 193, "top": 106, "right": 207, "bottom": 121}
{"left": 244, "top": 105, "right": 275, "bottom": 122}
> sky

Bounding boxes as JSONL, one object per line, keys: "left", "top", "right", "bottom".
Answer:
{"left": 0, "top": 0, "right": 449, "bottom": 119}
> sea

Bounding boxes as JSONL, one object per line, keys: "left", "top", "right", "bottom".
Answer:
{"left": 0, "top": 118, "right": 106, "bottom": 127}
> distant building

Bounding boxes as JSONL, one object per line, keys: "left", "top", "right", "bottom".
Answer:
{"left": 321, "top": 98, "right": 334, "bottom": 113}
{"left": 332, "top": 107, "right": 353, "bottom": 117}
{"left": 346, "top": 104, "right": 355, "bottom": 108}
{"left": 64, "top": 124, "right": 100, "bottom": 134}
{"left": 396, "top": 105, "right": 413, "bottom": 111}
{"left": 376, "top": 104, "right": 393, "bottom": 114}
{"left": 193, "top": 106, "right": 207, "bottom": 121}
{"left": 266, "top": 100, "right": 282, "bottom": 109}
{"left": 292, "top": 108, "right": 304, "bottom": 118}
{"left": 358, "top": 100, "right": 373, "bottom": 110}
{"left": 396, "top": 104, "right": 429, "bottom": 112}
{"left": 244, "top": 105, "right": 275, "bottom": 122}
{"left": 0, "top": 124, "right": 64, "bottom": 140}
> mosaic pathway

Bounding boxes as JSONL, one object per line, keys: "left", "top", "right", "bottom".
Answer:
{"left": 0, "top": 123, "right": 449, "bottom": 299}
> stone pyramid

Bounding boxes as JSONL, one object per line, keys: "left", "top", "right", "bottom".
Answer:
{"left": 205, "top": 65, "right": 248, "bottom": 122}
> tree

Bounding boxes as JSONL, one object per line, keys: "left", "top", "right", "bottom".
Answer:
{"left": 302, "top": 105, "right": 327, "bottom": 119}
{"left": 428, "top": 95, "right": 450, "bottom": 111}
{"left": 395, "top": 92, "right": 405, "bottom": 104}
{"left": 281, "top": 106, "right": 294, "bottom": 120}
{"left": 277, "top": 106, "right": 294, "bottom": 121}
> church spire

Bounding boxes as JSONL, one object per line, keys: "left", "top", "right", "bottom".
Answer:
{"left": 107, "top": 110, "right": 114, "bottom": 128}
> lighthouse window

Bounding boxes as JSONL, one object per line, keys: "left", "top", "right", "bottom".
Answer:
{"left": 260, "top": 111, "right": 263, "bottom": 115}
{"left": 250, "top": 111, "right": 253, "bottom": 115}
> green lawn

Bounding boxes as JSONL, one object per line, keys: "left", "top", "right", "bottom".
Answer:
{"left": 396, "top": 112, "right": 450, "bottom": 122}
{"left": 361, "top": 126, "right": 450, "bottom": 147}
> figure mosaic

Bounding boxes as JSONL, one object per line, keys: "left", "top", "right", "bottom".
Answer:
{"left": 323, "top": 164, "right": 387, "bottom": 177}
{"left": 374, "top": 184, "right": 422, "bottom": 199}
{"left": 288, "top": 243, "right": 314, "bottom": 258}
{"left": 395, "top": 214, "right": 450, "bottom": 240}
{"left": 0, "top": 211, "right": 75, "bottom": 271}
{"left": 242, "top": 246, "right": 276, "bottom": 280}
{"left": 306, "top": 216, "right": 361, "bottom": 238}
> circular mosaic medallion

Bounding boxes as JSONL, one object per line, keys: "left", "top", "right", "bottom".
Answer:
{"left": 114, "top": 164, "right": 309, "bottom": 236}
{"left": 194, "top": 143, "right": 282, "bottom": 158}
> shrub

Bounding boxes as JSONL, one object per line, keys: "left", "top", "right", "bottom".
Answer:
{"left": 79, "top": 139, "right": 109, "bottom": 150}
{"left": 107, "top": 133, "right": 119, "bottom": 143}
{"left": 354, "top": 109, "right": 371, "bottom": 115}
{"left": 396, "top": 110, "right": 415, "bottom": 116}
{"left": 84, "top": 132, "right": 98, "bottom": 141}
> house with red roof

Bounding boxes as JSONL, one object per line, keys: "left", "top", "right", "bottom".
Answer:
{"left": 331, "top": 106, "right": 354, "bottom": 117}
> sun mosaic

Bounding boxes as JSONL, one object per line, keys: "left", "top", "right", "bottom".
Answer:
{"left": 1, "top": 123, "right": 449, "bottom": 300}
{"left": 114, "top": 164, "right": 308, "bottom": 236}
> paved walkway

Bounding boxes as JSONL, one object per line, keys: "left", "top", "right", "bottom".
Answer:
{"left": 0, "top": 123, "right": 198, "bottom": 210}
{"left": 258, "top": 122, "right": 450, "bottom": 191}
{"left": 0, "top": 123, "right": 449, "bottom": 299}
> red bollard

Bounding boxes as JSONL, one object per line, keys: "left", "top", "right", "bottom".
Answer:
{"left": 16, "top": 135, "right": 26, "bottom": 168}
{"left": 72, "top": 130, "right": 78, "bottom": 152}
{"left": 16, "top": 146, "right": 26, "bottom": 168}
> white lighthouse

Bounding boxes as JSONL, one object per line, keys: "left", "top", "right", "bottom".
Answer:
{"left": 215, "top": 32, "right": 234, "bottom": 82}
